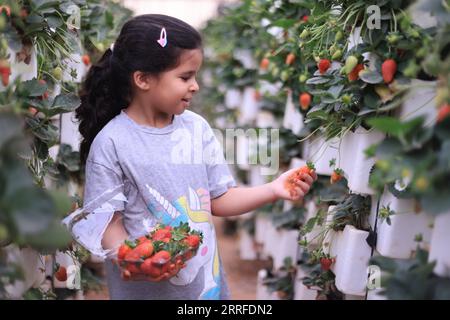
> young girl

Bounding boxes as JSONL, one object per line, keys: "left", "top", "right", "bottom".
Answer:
{"left": 67, "top": 14, "right": 316, "bottom": 300}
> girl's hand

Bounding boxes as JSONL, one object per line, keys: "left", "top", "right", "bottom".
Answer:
{"left": 268, "top": 167, "right": 317, "bottom": 201}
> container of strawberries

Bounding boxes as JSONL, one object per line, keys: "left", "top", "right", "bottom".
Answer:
{"left": 116, "top": 222, "right": 203, "bottom": 281}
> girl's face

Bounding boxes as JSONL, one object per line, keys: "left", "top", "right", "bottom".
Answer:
{"left": 148, "top": 48, "right": 203, "bottom": 115}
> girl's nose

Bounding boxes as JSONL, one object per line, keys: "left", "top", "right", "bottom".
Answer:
{"left": 190, "top": 79, "right": 199, "bottom": 92}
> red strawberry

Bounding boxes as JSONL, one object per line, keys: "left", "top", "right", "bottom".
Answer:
{"left": 151, "top": 250, "right": 171, "bottom": 266}
{"left": 124, "top": 249, "right": 142, "bottom": 263}
{"left": 330, "top": 169, "right": 343, "bottom": 184}
{"left": 141, "top": 258, "right": 162, "bottom": 278}
{"left": 285, "top": 53, "right": 295, "bottom": 65}
{"left": 320, "top": 257, "right": 333, "bottom": 271}
{"left": 55, "top": 265, "right": 67, "bottom": 282}
{"left": 347, "top": 63, "right": 364, "bottom": 81}
{"left": 260, "top": 57, "right": 270, "bottom": 70}
{"left": 381, "top": 59, "right": 397, "bottom": 84}
{"left": 137, "top": 236, "right": 148, "bottom": 244}
{"left": 82, "top": 54, "right": 91, "bottom": 66}
{"left": 318, "top": 59, "right": 331, "bottom": 74}
{"left": 183, "top": 235, "right": 201, "bottom": 248}
{"left": 134, "top": 241, "right": 154, "bottom": 258}
{"left": 302, "top": 15, "right": 309, "bottom": 22}
{"left": 117, "top": 244, "right": 132, "bottom": 261}
{"left": 0, "top": 59, "right": 11, "bottom": 87}
{"left": 437, "top": 104, "right": 450, "bottom": 122}
{"left": 299, "top": 93, "right": 311, "bottom": 110}
{"left": 152, "top": 229, "right": 171, "bottom": 242}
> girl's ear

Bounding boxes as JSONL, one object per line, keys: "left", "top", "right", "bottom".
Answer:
{"left": 132, "top": 71, "right": 155, "bottom": 90}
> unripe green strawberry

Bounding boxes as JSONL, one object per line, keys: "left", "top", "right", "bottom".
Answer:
{"left": 300, "top": 29, "right": 310, "bottom": 39}
{"left": 298, "top": 74, "right": 307, "bottom": 83}
{"left": 53, "top": 67, "right": 63, "bottom": 81}
{"left": 341, "top": 94, "right": 352, "bottom": 104}
{"left": 334, "top": 30, "right": 343, "bottom": 42}
{"left": 331, "top": 49, "right": 342, "bottom": 60}
{"left": 344, "top": 55, "right": 358, "bottom": 74}
{"left": 280, "top": 70, "right": 289, "bottom": 82}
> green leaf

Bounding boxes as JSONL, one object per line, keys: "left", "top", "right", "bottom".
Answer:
{"left": 306, "top": 77, "right": 330, "bottom": 85}
{"left": 20, "top": 79, "right": 47, "bottom": 97}
{"left": 306, "top": 110, "right": 328, "bottom": 120}
{"left": 46, "top": 93, "right": 81, "bottom": 117}
{"left": 270, "top": 19, "right": 297, "bottom": 29}
{"left": 367, "top": 116, "right": 424, "bottom": 137}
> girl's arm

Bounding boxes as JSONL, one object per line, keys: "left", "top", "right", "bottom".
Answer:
{"left": 101, "top": 212, "right": 129, "bottom": 252}
{"left": 211, "top": 168, "right": 317, "bottom": 217}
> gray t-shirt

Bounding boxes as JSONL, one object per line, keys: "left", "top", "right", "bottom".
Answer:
{"left": 83, "top": 109, "right": 236, "bottom": 300}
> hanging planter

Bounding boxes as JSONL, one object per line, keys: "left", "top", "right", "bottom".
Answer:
{"left": 282, "top": 90, "right": 303, "bottom": 135}
{"left": 239, "top": 228, "right": 257, "bottom": 261}
{"left": 398, "top": 79, "right": 437, "bottom": 127}
{"left": 224, "top": 88, "right": 242, "bottom": 109}
{"left": 303, "top": 135, "right": 340, "bottom": 176}
{"left": 294, "top": 266, "right": 318, "bottom": 300}
{"left": 7, "top": 42, "right": 38, "bottom": 84}
{"left": 340, "top": 127, "right": 385, "bottom": 195}
{"left": 271, "top": 229, "right": 300, "bottom": 270}
{"left": 238, "top": 87, "right": 261, "bottom": 125}
{"left": 52, "top": 250, "right": 81, "bottom": 290}
{"left": 333, "top": 225, "right": 371, "bottom": 296}
{"left": 256, "top": 110, "right": 277, "bottom": 128}
{"left": 428, "top": 212, "right": 450, "bottom": 277}
{"left": 373, "top": 190, "right": 433, "bottom": 259}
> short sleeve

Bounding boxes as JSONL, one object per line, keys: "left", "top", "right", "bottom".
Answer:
{"left": 202, "top": 122, "right": 237, "bottom": 199}
{"left": 62, "top": 136, "right": 127, "bottom": 259}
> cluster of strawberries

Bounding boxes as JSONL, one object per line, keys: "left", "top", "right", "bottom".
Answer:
{"left": 117, "top": 222, "right": 202, "bottom": 281}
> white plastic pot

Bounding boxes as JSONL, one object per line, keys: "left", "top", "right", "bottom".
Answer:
{"left": 428, "top": 212, "right": 450, "bottom": 277}
{"left": 62, "top": 53, "right": 87, "bottom": 83}
{"left": 304, "top": 200, "right": 325, "bottom": 249}
{"left": 239, "top": 229, "right": 257, "bottom": 261}
{"left": 294, "top": 266, "right": 318, "bottom": 300}
{"left": 224, "top": 89, "right": 242, "bottom": 109}
{"left": 1, "top": 43, "right": 38, "bottom": 91}
{"left": 272, "top": 229, "right": 300, "bottom": 270}
{"left": 303, "top": 136, "right": 340, "bottom": 176}
{"left": 256, "top": 110, "right": 277, "bottom": 128}
{"left": 398, "top": 80, "right": 437, "bottom": 127}
{"left": 233, "top": 49, "right": 256, "bottom": 69}
{"left": 4, "top": 245, "right": 46, "bottom": 299}
{"left": 238, "top": 87, "right": 261, "bottom": 126}
{"left": 340, "top": 127, "right": 384, "bottom": 195}
{"left": 60, "top": 111, "right": 82, "bottom": 152}
{"left": 282, "top": 90, "right": 303, "bottom": 136}
{"left": 373, "top": 190, "right": 433, "bottom": 259}
{"left": 333, "top": 225, "right": 372, "bottom": 296}
{"left": 52, "top": 250, "right": 81, "bottom": 289}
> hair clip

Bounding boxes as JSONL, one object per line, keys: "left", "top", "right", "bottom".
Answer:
{"left": 157, "top": 27, "right": 168, "bottom": 48}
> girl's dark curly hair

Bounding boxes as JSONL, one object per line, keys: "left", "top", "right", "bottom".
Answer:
{"left": 76, "top": 14, "right": 202, "bottom": 165}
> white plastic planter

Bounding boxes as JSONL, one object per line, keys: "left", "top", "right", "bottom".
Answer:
{"left": 233, "top": 49, "right": 256, "bottom": 69}
{"left": 60, "top": 111, "right": 82, "bottom": 152}
{"left": 373, "top": 190, "right": 433, "bottom": 259}
{"left": 282, "top": 90, "right": 303, "bottom": 136}
{"left": 256, "top": 269, "right": 280, "bottom": 300}
{"left": 263, "top": 221, "right": 279, "bottom": 259}
{"left": 428, "top": 212, "right": 450, "bottom": 277}
{"left": 239, "top": 229, "right": 257, "bottom": 261}
{"left": 304, "top": 200, "right": 324, "bottom": 249}
{"left": 294, "top": 266, "right": 318, "bottom": 300}
{"left": 333, "top": 225, "right": 371, "bottom": 296}
{"left": 238, "top": 87, "right": 261, "bottom": 126}
{"left": 4, "top": 245, "right": 45, "bottom": 299}
{"left": 303, "top": 136, "right": 340, "bottom": 176}
{"left": 340, "top": 127, "right": 384, "bottom": 195}
{"left": 224, "top": 89, "right": 242, "bottom": 109}
{"left": 53, "top": 250, "right": 81, "bottom": 289}
{"left": 62, "top": 53, "right": 88, "bottom": 83}
{"left": 256, "top": 110, "right": 277, "bottom": 128}
{"left": 322, "top": 206, "right": 342, "bottom": 261}
{"left": 254, "top": 215, "right": 269, "bottom": 259}
{"left": 272, "top": 229, "right": 300, "bottom": 270}
{"left": 399, "top": 80, "right": 437, "bottom": 127}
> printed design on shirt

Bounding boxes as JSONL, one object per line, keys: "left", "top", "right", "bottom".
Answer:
{"left": 144, "top": 184, "right": 221, "bottom": 299}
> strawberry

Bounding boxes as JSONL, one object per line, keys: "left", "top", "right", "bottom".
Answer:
{"left": 82, "top": 54, "right": 91, "bottom": 66}
{"left": 183, "top": 235, "right": 201, "bottom": 248}
{"left": 302, "top": 15, "right": 309, "bottom": 22}
{"left": 437, "top": 104, "right": 450, "bottom": 122}
{"left": 124, "top": 249, "right": 142, "bottom": 263}
{"left": 285, "top": 53, "right": 295, "bottom": 65}
{"left": 320, "top": 257, "right": 333, "bottom": 271}
{"left": 344, "top": 55, "right": 358, "bottom": 74}
{"left": 318, "top": 59, "right": 331, "bottom": 74}
{"left": 0, "top": 59, "right": 11, "bottom": 87}
{"left": 260, "top": 57, "right": 270, "bottom": 70}
{"left": 347, "top": 63, "right": 364, "bottom": 81}
{"left": 152, "top": 229, "right": 171, "bottom": 242}
{"left": 330, "top": 169, "right": 343, "bottom": 184}
{"left": 299, "top": 92, "right": 311, "bottom": 111}
{"left": 126, "top": 262, "right": 141, "bottom": 274}
{"left": 151, "top": 250, "right": 171, "bottom": 266}
{"left": 134, "top": 241, "right": 154, "bottom": 258}
{"left": 55, "top": 265, "right": 67, "bottom": 282}
{"left": 381, "top": 59, "right": 397, "bottom": 84}
{"left": 253, "top": 90, "right": 261, "bottom": 101}
{"left": 140, "top": 258, "right": 162, "bottom": 277}
{"left": 137, "top": 236, "right": 148, "bottom": 244}
{"left": 284, "top": 162, "right": 316, "bottom": 195}
{"left": 118, "top": 244, "right": 132, "bottom": 260}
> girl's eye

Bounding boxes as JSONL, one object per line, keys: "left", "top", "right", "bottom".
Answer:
{"left": 181, "top": 77, "right": 190, "bottom": 81}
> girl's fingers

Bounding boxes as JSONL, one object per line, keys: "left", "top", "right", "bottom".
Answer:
{"left": 299, "top": 173, "right": 314, "bottom": 185}
{"left": 295, "top": 179, "right": 311, "bottom": 194}
{"left": 291, "top": 186, "right": 305, "bottom": 200}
